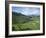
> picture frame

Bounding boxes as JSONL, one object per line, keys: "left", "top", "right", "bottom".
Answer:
{"left": 5, "top": 1, "right": 45, "bottom": 37}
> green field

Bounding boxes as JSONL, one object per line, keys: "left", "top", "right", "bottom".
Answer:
{"left": 12, "top": 12, "right": 40, "bottom": 31}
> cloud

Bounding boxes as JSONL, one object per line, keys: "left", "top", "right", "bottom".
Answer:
{"left": 12, "top": 7, "right": 40, "bottom": 15}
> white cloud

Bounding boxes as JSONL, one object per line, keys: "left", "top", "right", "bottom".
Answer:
{"left": 12, "top": 7, "right": 40, "bottom": 15}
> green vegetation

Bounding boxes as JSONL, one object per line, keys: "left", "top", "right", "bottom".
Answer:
{"left": 12, "top": 12, "right": 40, "bottom": 31}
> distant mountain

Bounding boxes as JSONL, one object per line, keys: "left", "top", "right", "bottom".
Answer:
{"left": 12, "top": 12, "right": 32, "bottom": 24}
{"left": 12, "top": 12, "right": 25, "bottom": 16}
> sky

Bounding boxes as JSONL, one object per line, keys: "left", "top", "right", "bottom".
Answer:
{"left": 12, "top": 7, "right": 40, "bottom": 16}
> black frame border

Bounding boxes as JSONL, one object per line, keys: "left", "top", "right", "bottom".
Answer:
{"left": 5, "top": 1, "right": 45, "bottom": 38}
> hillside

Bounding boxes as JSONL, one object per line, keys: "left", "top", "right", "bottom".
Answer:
{"left": 12, "top": 12, "right": 40, "bottom": 31}
{"left": 12, "top": 12, "right": 32, "bottom": 24}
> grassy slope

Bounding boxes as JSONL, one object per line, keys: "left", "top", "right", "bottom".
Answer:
{"left": 12, "top": 12, "right": 40, "bottom": 31}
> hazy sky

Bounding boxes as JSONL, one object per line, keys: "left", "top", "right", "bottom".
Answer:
{"left": 12, "top": 7, "right": 40, "bottom": 15}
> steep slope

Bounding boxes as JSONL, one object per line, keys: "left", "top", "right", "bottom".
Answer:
{"left": 12, "top": 12, "right": 32, "bottom": 24}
